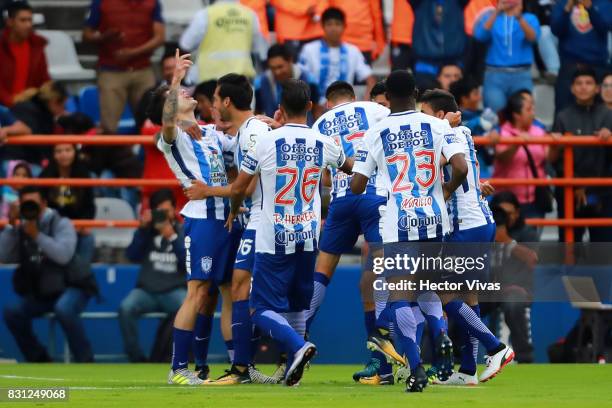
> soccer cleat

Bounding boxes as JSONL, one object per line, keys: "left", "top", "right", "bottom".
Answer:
{"left": 358, "top": 373, "right": 395, "bottom": 385}
{"left": 435, "top": 371, "right": 478, "bottom": 386}
{"left": 271, "top": 363, "right": 286, "bottom": 383}
{"left": 435, "top": 333, "right": 454, "bottom": 381}
{"left": 352, "top": 358, "right": 380, "bottom": 382}
{"left": 167, "top": 368, "right": 204, "bottom": 385}
{"left": 396, "top": 365, "right": 410, "bottom": 383}
{"left": 405, "top": 365, "right": 428, "bottom": 393}
{"left": 367, "top": 330, "right": 407, "bottom": 366}
{"left": 248, "top": 365, "right": 280, "bottom": 384}
{"left": 479, "top": 345, "right": 515, "bottom": 383}
{"left": 205, "top": 365, "right": 251, "bottom": 385}
{"left": 426, "top": 366, "right": 439, "bottom": 384}
{"left": 285, "top": 342, "right": 317, "bottom": 386}
{"left": 195, "top": 364, "right": 210, "bottom": 381}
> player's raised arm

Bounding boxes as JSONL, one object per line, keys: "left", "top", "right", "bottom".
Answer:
{"left": 161, "top": 49, "right": 193, "bottom": 144}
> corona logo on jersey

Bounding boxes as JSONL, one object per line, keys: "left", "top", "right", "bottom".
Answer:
{"left": 382, "top": 127, "right": 433, "bottom": 150}
{"left": 398, "top": 214, "right": 443, "bottom": 231}
{"left": 401, "top": 196, "right": 433, "bottom": 210}
{"left": 274, "top": 229, "right": 317, "bottom": 245}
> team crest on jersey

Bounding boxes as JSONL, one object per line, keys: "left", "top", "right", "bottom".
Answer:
{"left": 201, "top": 257, "right": 213, "bottom": 274}
{"left": 444, "top": 133, "right": 461, "bottom": 144}
{"left": 355, "top": 149, "right": 368, "bottom": 162}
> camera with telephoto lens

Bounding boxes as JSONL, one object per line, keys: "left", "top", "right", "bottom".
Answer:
{"left": 19, "top": 200, "right": 41, "bottom": 221}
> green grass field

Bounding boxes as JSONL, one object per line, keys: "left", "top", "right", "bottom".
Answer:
{"left": 0, "top": 364, "right": 611, "bottom": 407}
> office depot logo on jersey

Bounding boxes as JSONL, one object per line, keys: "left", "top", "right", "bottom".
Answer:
{"left": 274, "top": 211, "right": 317, "bottom": 226}
{"left": 279, "top": 143, "right": 321, "bottom": 162}
{"left": 319, "top": 110, "right": 368, "bottom": 138}
{"left": 398, "top": 214, "right": 442, "bottom": 231}
{"left": 275, "top": 229, "right": 317, "bottom": 245}
{"left": 400, "top": 196, "right": 433, "bottom": 210}
{"left": 382, "top": 127, "right": 432, "bottom": 150}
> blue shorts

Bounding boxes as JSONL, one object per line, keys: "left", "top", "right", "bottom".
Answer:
{"left": 250, "top": 250, "right": 317, "bottom": 313}
{"left": 446, "top": 223, "right": 496, "bottom": 243}
{"left": 183, "top": 217, "right": 242, "bottom": 285}
{"left": 234, "top": 229, "right": 256, "bottom": 273}
{"left": 319, "top": 194, "right": 386, "bottom": 254}
{"left": 442, "top": 223, "right": 496, "bottom": 284}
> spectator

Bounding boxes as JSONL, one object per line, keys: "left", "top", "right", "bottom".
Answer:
{"left": 370, "top": 81, "right": 389, "bottom": 108}
{"left": 463, "top": 0, "right": 497, "bottom": 84}
{"left": 550, "top": 0, "right": 612, "bottom": 113}
{"left": 0, "top": 103, "right": 30, "bottom": 146}
{"left": 328, "top": 0, "right": 385, "bottom": 63}
{"left": 390, "top": 0, "right": 415, "bottom": 71}
{"left": 437, "top": 64, "right": 463, "bottom": 91}
{"left": 240, "top": 0, "right": 270, "bottom": 41}
{"left": 193, "top": 80, "right": 217, "bottom": 124}
{"left": 602, "top": 72, "right": 612, "bottom": 110}
{"left": 410, "top": 0, "right": 469, "bottom": 91}
{"left": 550, "top": 68, "right": 612, "bottom": 242}
{"left": 255, "top": 43, "right": 322, "bottom": 119}
{"left": 449, "top": 77, "right": 500, "bottom": 178}
{"left": 493, "top": 91, "right": 549, "bottom": 219}
{"left": 8, "top": 81, "right": 68, "bottom": 165}
{"left": 1, "top": 161, "right": 31, "bottom": 218}
{"left": 487, "top": 199, "right": 538, "bottom": 363}
{"left": 0, "top": 1, "right": 50, "bottom": 107}
{"left": 474, "top": 0, "right": 541, "bottom": 113}
{"left": 525, "top": 0, "right": 560, "bottom": 78}
{"left": 119, "top": 189, "right": 187, "bottom": 362}
{"left": 179, "top": 0, "right": 268, "bottom": 83}
{"left": 299, "top": 7, "right": 376, "bottom": 104}
{"left": 2, "top": 186, "right": 97, "bottom": 362}
{"left": 270, "top": 0, "right": 327, "bottom": 56}
{"left": 39, "top": 140, "right": 96, "bottom": 264}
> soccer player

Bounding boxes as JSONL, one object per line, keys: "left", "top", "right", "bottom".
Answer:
{"left": 306, "top": 80, "right": 393, "bottom": 385}
{"left": 419, "top": 89, "right": 515, "bottom": 385}
{"left": 187, "top": 73, "right": 274, "bottom": 384}
{"left": 150, "top": 50, "right": 239, "bottom": 385}
{"left": 370, "top": 81, "right": 390, "bottom": 108}
{"left": 350, "top": 70, "right": 468, "bottom": 392}
{"left": 227, "top": 79, "right": 353, "bottom": 386}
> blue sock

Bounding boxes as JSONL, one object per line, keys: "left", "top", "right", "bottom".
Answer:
{"left": 410, "top": 302, "right": 425, "bottom": 348}
{"left": 390, "top": 301, "right": 421, "bottom": 370}
{"left": 193, "top": 314, "right": 213, "bottom": 368}
{"left": 458, "top": 305, "right": 480, "bottom": 375}
{"left": 171, "top": 327, "right": 193, "bottom": 370}
{"left": 376, "top": 303, "right": 393, "bottom": 333}
{"left": 444, "top": 300, "right": 501, "bottom": 353}
{"left": 418, "top": 292, "right": 447, "bottom": 342}
{"left": 365, "top": 310, "right": 391, "bottom": 374}
{"left": 252, "top": 309, "right": 305, "bottom": 355}
{"left": 364, "top": 310, "right": 376, "bottom": 334}
{"left": 305, "top": 272, "right": 330, "bottom": 331}
{"left": 232, "top": 300, "right": 253, "bottom": 367}
{"left": 251, "top": 325, "right": 261, "bottom": 361}
{"left": 225, "top": 340, "right": 234, "bottom": 363}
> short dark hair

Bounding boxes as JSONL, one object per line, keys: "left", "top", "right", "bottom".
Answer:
{"left": 572, "top": 67, "right": 598, "bottom": 84}
{"left": 449, "top": 77, "right": 479, "bottom": 104}
{"left": 149, "top": 188, "right": 176, "bottom": 210}
{"left": 7, "top": 1, "right": 32, "bottom": 18}
{"left": 370, "top": 81, "right": 387, "bottom": 99}
{"left": 502, "top": 90, "right": 527, "bottom": 124}
{"left": 193, "top": 80, "right": 217, "bottom": 102}
{"left": 267, "top": 43, "right": 293, "bottom": 62}
{"left": 385, "top": 70, "right": 416, "bottom": 100}
{"left": 491, "top": 190, "right": 520, "bottom": 210}
{"left": 160, "top": 48, "right": 176, "bottom": 64}
{"left": 146, "top": 84, "right": 170, "bottom": 126}
{"left": 419, "top": 89, "right": 459, "bottom": 114}
{"left": 217, "top": 73, "right": 252, "bottom": 111}
{"left": 19, "top": 185, "right": 44, "bottom": 201}
{"left": 322, "top": 7, "right": 345, "bottom": 24}
{"left": 438, "top": 63, "right": 462, "bottom": 76}
{"left": 281, "top": 79, "right": 311, "bottom": 117}
{"left": 325, "top": 80, "right": 355, "bottom": 100}
{"left": 57, "top": 112, "right": 94, "bottom": 134}
{"left": 491, "top": 205, "right": 508, "bottom": 227}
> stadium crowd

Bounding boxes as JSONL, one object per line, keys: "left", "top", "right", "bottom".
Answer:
{"left": 0, "top": 0, "right": 611, "bottom": 371}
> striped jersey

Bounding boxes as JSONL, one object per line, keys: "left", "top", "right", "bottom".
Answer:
{"left": 234, "top": 117, "right": 271, "bottom": 230}
{"left": 353, "top": 111, "right": 464, "bottom": 243}
{"left": 313, "top": 101, "right": 389, "bottom": 200}
{"left": 444, "top": 126, "right": 495, "bottom": 232}
{"left": 157, "top": 125, "right": 235, "bottom": 220}
{"left": 240, "top": 123, "right": 346, "bottom": 255}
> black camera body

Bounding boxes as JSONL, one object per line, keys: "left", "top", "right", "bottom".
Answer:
{"left": 20, "top": 200, "right": 41, "bottom": 222}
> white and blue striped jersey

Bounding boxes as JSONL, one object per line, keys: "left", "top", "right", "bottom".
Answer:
{"left": 444, "top": 126, "right": 495, "bottom": 232}
{"left": 240, "top": 123, "right": 346, "bottom": 255}
{"left": 235, "top": 117, "right": 271, "bottom": 230}
{"left": 313, "top": 101, "right": 389, "bottom": 200}
{"left": 353, "top": 111, "right": 464, "bottom": 243}
{"left": 158, "top": 125, "right": 235, "bottom": 220}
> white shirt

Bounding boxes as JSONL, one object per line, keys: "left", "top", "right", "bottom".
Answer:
{"left": 353, "top": 111, "right": 464, "bottom": 243}
{"left": 299, "top": 40, "right": 372, "bottom": 104}
{"left": 234, "top": 117, "right": 271, "bottom": 230}
{"left": 240, "top": 124, "right": 346, "bottom": 254}
{"left": 157, "top": 125, "right": 235, "bottom": 220}
{"left": 312, "top": 101, "right": 389, "bottom": 200}
{"left": 445, "top": 126, "right": 495, "bottom": 232}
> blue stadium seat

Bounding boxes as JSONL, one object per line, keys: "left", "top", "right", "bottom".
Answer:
{"left": 77, "top": 86, "right": 137, "bottom": 134}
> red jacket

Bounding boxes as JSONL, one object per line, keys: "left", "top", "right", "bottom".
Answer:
{"left": 0, "top": 29, "right": 50, "bottom": 107}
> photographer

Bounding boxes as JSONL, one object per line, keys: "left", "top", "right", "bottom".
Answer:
{"left": 1, "top": 186, "right": 96, "bottom": 362}
{"left": 119, "top": 189, "right": 186, "bottom": 362}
